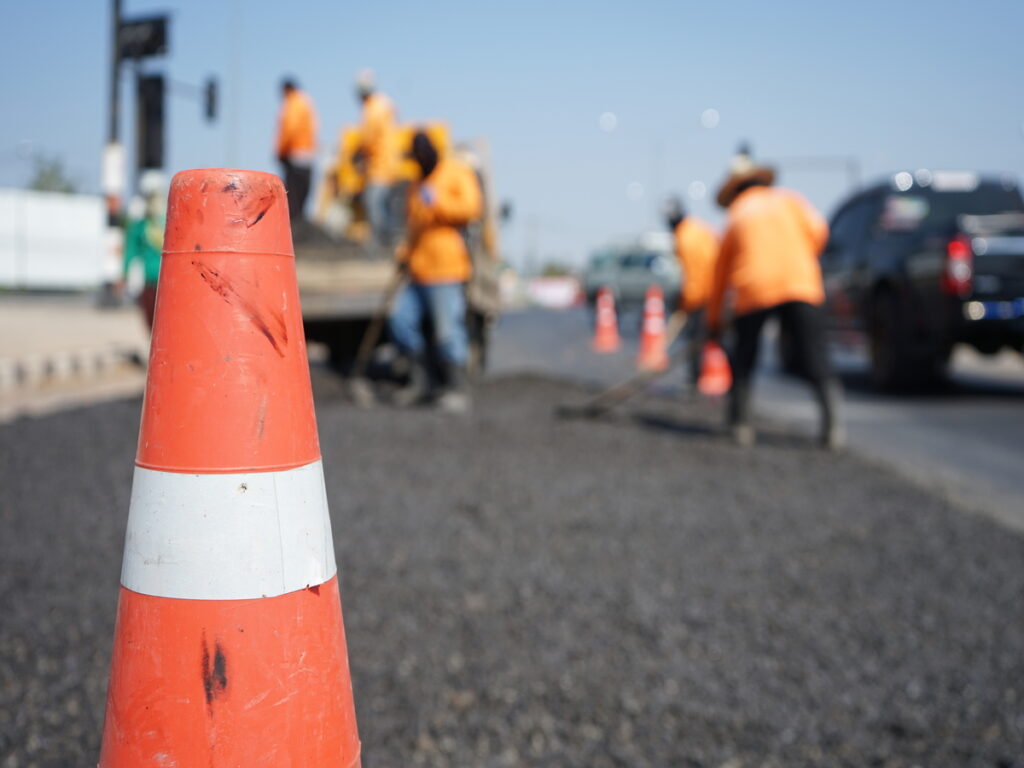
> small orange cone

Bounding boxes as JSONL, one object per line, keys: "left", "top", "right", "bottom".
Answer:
{"left": 592, "top": 286, "right": 621, "bottom": 353}
{"left": 636, "top": 284, "right": 669, "bottom": 371}
{"left": 698, "top": 340, "right": 733, "bottom": 396}
{"left": 98, "top": 170, "right": 361, "bottom": 768}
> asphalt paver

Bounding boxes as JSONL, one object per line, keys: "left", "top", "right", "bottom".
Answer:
{"left": 1, "top": 371, "right": 1022, "bottom": 767}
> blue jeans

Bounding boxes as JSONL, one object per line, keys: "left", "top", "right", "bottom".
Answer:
{"left": 364, "top": 183, "right": 395, "bottom": 247}
{"left": 389, "top": 281, "right": 469, "bottom": 366}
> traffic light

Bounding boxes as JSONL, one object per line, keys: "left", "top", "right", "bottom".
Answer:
{"left": 204, "top": 78, "right": 217, "bottom": 123}
{"left": 137, "top": 74, "right": 165, "bottom": 170}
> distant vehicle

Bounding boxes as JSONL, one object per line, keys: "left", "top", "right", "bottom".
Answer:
{"left": 814, "top": 171, "right": 1024, "bottom": 388}
{"left": 583, "top": 233, "right": 681, "bottom": 310}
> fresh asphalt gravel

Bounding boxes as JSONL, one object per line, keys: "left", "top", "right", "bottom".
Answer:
{"left": 1, "top": 370, "right": 1023, "bottom": 767}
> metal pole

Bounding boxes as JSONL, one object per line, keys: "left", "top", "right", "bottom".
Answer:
{"left": 109, "top": 0, "right": 121, "bottom": 143}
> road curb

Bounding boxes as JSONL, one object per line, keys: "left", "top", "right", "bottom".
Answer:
{"left": 0, "top": 343, "right": 148, "bottom": 394}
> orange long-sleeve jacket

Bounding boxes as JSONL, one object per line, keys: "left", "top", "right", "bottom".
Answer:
{"left": 360, "top": 92, "right": 397, "bottom": 184}
{"left": 275, "top": 90, "right": 317, "bottom": 161}
{"left": 673, "top": 216, "right": 719, "bottom": 313}
{"left": 708, "top": 186, "right": 829, "bottom": 330}
{"left": 402, "top": 157, "right": 483, "bottom": 284}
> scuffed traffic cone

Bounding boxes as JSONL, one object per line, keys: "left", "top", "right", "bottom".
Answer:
{"left": 636, "top": 284, "right": 669, "bottom": 371}
{"left": 98, "top": 170, "right": 361, "bottom": 768}
{"left": 698, "top": 340, "right": 733, "bottom": 396}
{"left": 592, "top": 286, "right": 621, "bottom": 353}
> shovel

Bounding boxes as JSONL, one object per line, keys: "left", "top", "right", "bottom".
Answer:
{"left": 347, "top": 264, "right": 409, "bottom": 408}
{"left": 555, "top": 310, "right": 688, "bottom": 419}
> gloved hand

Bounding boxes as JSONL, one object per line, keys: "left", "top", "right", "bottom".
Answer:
{"left": 418, "top": 184, "right": 436, "bottom": 207}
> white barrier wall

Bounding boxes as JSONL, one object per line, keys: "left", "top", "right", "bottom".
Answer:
{"left": 0, "top": 189, "right": 107, "bottom": 289}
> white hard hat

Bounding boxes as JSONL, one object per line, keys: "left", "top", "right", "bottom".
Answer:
{"left": 139, "top": 170, "right": 165, "bottom": 197}
{"left": 354, "top": 68, "right": 376, "bottom": 94}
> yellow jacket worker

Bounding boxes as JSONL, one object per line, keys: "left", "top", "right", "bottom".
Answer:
{"left": 664, "top": 197, "right": 719, "bottom": 387}
{"left": 708, "top": 148, "right": 843, "bottom": 449}
{"left": 354, "top": 69, "right": 399, "bottom": 246}
{"left": 275, "top": 78, "right": 317, "bottom": 221}
{"left": 389, "top": 131, "right": 482, "bottom": 413}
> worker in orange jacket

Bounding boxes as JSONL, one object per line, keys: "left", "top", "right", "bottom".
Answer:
{"left": 275, "top": 78, "right": 317, "bottom": 221}
{"left": 389, "top": 130, "right": 483, "bottom": 412}
{"left": 707, "top": 149, "right": 844, "bottom": 448}
{"left": 354, "top": 69, "right": 399, "bottom": 247}
{"left": 664, "top": 197, "right": 719, "bottom": 389}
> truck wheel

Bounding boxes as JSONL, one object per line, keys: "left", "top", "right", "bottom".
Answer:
{"left": 869, "top": 292, "right": 913, "bottom": 390}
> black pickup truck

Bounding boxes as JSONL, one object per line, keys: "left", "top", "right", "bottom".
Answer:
{"left": 815, "top": 171, "right": 1024, "bottom": 388}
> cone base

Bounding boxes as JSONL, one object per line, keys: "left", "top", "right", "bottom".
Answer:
{"left": 99, "top": 576, "right": 360, "bottom": 768}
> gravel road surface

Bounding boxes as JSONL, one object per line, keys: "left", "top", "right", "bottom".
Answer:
{"left": 2, "top": 371, "right": 1022, "bottom": 767}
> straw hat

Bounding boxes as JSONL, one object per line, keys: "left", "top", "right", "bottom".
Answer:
{"left": 715, "top": 151, "right": 775, "bottom": 208}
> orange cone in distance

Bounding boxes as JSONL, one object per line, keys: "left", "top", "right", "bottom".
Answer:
{"left": 698, "top": 340, "right": 733, "bottom": 397}
{"left": 592, "top": 286, "right": 621, "bottom": 353}
{"left": 636, "top": 284, "right": 669, "bottom": 371}
{"left": 98, "top": 169, "right": 361, "bottom": 768}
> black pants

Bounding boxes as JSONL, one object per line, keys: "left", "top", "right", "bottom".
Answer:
{"left": 282, "top": 161, "right": 311, "bottom": 221}
{"left": 684, "top": 307, "right": 706, "bottom": 388}
{"left": 728, "top": 301, "right": 839, "bottom": 433}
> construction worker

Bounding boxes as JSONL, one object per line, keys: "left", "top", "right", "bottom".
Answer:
{"left": 389, "top": 130, "right": 483, "bottom": 412}
{"left": 122, "top": 171, "right": 166, "bottom": 330}
{"left": 275, "top": 78, "right": 317, "bottom": 222}
{"left": 354, "top": 69, "right": 399, "bottom": 247}
{"left": 664, "top": 196, "right": 719, "bottom": 389}
{"left": 707, "top": 148, "right": 844, "bottom": 449}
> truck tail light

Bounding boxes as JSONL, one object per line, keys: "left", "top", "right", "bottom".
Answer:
{"left": 942, "top": 235, "right": 973, "bottom": 296}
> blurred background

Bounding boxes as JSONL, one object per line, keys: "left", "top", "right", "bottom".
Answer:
{"left": 2, "top": 0, "right": 1023, "bottom": 273}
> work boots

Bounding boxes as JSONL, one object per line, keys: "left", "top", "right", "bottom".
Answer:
{"left": 391, "top": 355, "right": 429, "bottom": 408}
{"left": 727, "top": 377, "right": 755, "bottom": 446}
{"left": 817, "top": 378, "right": 846, "bottom": 451}
{"left": 435, "top": 362, "right": 471, "bottom": 414}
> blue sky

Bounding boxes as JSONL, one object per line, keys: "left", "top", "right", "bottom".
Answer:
{"left": 2, "top": 0, "right": 1023, "bottom": 269}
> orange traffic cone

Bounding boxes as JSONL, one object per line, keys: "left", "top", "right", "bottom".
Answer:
{"left": 636, "top": 284, "right": 669, "bottom": 371}
{"left": 698, "top": 340, "right": 733, "bottom": 396}
{"left": 592, "top": 286, "right": 621, "bottom": 353}
{"left": 98, "top": 170, "right": 361, "bottom": 768}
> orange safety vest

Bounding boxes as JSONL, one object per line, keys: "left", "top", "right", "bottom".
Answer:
{"left": 360, "top": 92, "right": 398, "bottom": 184}
{"left": 275, "top": 90, "right": 317, "bottom": 162}
{"left": 708, "top": 186, "right": 828, "bottom": 329}
{"left": 403, "top": 157, "right": 483, "bottom": 284}
{"left": 673, "top": 216, "right": 719, "bottom": 313}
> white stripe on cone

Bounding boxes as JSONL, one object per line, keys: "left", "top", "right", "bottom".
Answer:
{"left": 121, "top": 460, "right": 337, "bottom": 600}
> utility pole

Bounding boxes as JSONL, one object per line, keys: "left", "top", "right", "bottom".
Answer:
{"left": 100, "top": 0, "right": 125, "bottom": 305}
{"left": 109, "top": 0, "right": 121, "bottom": 145}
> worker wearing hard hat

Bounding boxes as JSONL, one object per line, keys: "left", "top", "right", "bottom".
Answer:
{"left": 354, "top": 69, "right": 399, "bottom": 247}
{"left": 122, "top": 170, "right": 166, "bottom": 330}
{"left": 707, "top": 147, "right": 844, "bottom": 449}
{"left": 389, "top": 130, "right": 483, "bottom": 412}
{"left": 275, "top": 78, "right": 317, "bottom": 221}
{"left": 664, "top": 196, "right": 719, "bottom": 389}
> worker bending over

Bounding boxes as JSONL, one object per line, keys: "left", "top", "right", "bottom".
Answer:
{"left": 707, "top": 149, "right": 844, "bottom": 449}
{"left": 354, "top": 69, "right": 399, "bottom": 247}
{"left": 275, "top": 78, "right": 317, "bottom": 221}
{"left": 390, "top": 131, "right": 483, "bottom": 412}
{"left": 664, "top": 196, "right": 719, "bottom": 389}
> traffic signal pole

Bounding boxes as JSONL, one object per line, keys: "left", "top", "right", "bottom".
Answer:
{"left": 100, "top": 0, "right": 124, "bottom": 305}
{"left": 109, "top": 0, "right": 121, "bottom": 145}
